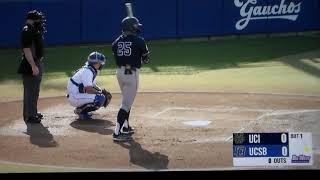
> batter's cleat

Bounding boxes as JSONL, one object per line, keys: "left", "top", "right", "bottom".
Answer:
{"left": 121, "top": 126, "right": 135, "bottom": 134}
{"left": 113, "top": 133, "right": 133, "bottom": 142}
{"left": 78, "top": 113, "right": 92, "bottom": 120}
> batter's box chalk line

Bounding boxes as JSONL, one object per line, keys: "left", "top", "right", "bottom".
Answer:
{"left": 151, "top": 107, "right": 275, "bottom": 119}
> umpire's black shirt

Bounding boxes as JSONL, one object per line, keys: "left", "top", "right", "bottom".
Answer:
{"left": 18, "top": 23, "right": 44, "bottom": 74}
{"left": 112, "top": 34, "right": 149, "bottom": 69}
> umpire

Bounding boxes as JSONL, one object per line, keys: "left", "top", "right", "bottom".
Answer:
{"left": 17, "top": 10, "right": 46, "bottom": 123}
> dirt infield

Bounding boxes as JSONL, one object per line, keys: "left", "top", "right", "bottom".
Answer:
{"left": 0, "top": 92, "right": 319, "bottom": 171}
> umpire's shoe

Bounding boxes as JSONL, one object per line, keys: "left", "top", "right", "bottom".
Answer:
{"left": 26, "top": 116, "right": 41, "bottom": 123}
{"left": 36, "top": 112, "right": 44, "bottom": 119}
{"left": 121, "top": 126, "right": 135, "bottom": 135}
{"left": 113, "top": 133, "right": 133, "bottom": 142}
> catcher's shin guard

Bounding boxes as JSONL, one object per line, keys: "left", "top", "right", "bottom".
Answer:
{"left": 74, "top": 103, "right": 99, "bottom": 115}
{"left": 74, "top": 94, "right": 106, "bottom": 115}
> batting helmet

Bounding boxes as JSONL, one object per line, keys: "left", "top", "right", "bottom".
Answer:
{"left": 87, "top": 52, "right": 106, "bottom": 70}
{"left": 121, "top": 16, "right": 142, "bottom": 34}
{"left": 26, "top": 10, "right": 47, "bottom": 34}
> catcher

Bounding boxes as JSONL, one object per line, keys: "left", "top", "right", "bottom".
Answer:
{"left": 66, "top": 51, "right": 112, "bottom": 120}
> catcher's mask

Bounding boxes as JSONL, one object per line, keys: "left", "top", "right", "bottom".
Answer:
{"left": 26, "top": 10, "right": 47, "bottom": 34}
{"left": 87, "top": 51, "right": 106, "bottom": 70}
{"left": 121, "top": 16, "right": 142, "bottom": 34}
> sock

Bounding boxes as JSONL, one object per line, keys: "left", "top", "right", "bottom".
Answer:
{"left": 123, "top": 120, "right": 129, "bottom": 129}
{"left": 114, "top": 122, "right": 121, "bottom": 135}
{"left": 126, "top": 110, "right": 131, "bottom": 127}
{"left": 114, "top": 108, "right": 127, "bottom": 135}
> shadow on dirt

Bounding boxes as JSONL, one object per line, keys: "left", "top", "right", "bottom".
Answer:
{"left": 116, "top": 140, "right": 169, "bottom": 170}
{"left": 69, "top": 119, "right": 114, "bottom": 135}
{"left": 25, "top": 123, "right": 58, "bottom": 148}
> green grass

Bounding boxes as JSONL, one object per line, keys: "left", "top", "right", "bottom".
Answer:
{"left": 1, "top": 35, "right": 320, "bottom": 79}
{"left": 1, "top": 34, "right": 320, "bottom": 98}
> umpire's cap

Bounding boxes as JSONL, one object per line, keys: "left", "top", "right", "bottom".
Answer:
{"left": 26, "top": 10, "right": 45, "bottom": 21}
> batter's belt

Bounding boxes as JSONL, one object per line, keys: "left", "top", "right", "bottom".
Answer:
{"left": 118, "top": 65, "right": 138, "bottom": 74}
{"left": 117, "top": 65, "right": 137, "bottom": 71}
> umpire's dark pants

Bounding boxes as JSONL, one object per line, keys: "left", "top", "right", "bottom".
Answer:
{"left": 22, "top": 62, "right": 43, "bottom": 121}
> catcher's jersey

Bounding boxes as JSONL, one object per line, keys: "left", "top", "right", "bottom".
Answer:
{"left": 112, "top": 34, "right": 149, "bottom": 69}
{"left": 67, "top": 66, "right": 97, "bottom": 95}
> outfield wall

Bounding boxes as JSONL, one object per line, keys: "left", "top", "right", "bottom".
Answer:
{"left": 1, "top": 0, "right": 319, "bottom": 48}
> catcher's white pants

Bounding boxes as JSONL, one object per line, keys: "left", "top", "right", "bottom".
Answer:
{"left": 67, "top": 93, "right": 97, "bottom": 107}
{"left": 116, "top": 67, "right": 139, "bottom": 112}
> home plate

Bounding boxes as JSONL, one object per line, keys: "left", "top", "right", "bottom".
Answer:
{"left": 182, "top": 120, "right": 211, "bottom": 127}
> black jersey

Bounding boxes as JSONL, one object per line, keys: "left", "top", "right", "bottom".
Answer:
{"left": 21, "top": 23, "right": 44, "bottom": 62}
{"left": 18, "top": 23, "right": 44, "bottom": 74}
{"left": 112, "top": 34, "right": 149, "bottom": 69}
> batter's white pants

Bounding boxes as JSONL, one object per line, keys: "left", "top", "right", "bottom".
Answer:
{"left": 116, "top": 67, "right": 139, "bottom": 112}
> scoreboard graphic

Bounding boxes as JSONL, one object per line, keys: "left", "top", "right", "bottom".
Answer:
{"left": 233, "top": 132, "right": 313, "bottom": 166}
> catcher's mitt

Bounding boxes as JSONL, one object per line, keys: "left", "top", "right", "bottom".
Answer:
{"left": 101, "top": 89, "right": 112, "bottom": 107}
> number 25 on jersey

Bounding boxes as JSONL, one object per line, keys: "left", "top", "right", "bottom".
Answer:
{"left": 117, "top": 42, "right": 132, "bottom": 56}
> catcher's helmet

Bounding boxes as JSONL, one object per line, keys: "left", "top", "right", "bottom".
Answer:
{"left": 87, "top": 52, "right": 106, "bottom": 69}
{"left": 26, "top": 10, "right": 47, "bottom": 34}
{"left": 121, "top": 16, "right": 142, "bottom": 34}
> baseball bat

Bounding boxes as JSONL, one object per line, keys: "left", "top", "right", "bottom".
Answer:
{"left": 125, "top": 3, "right": 133, "bottom": 17}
